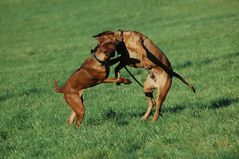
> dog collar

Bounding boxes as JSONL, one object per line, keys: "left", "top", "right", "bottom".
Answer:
{"left": 93, "top": 54, "right": 107, "bottom": 65}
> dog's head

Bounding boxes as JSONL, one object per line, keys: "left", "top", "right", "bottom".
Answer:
{"left": 96, "top": 42, "right": 116, "bottom": 60}
{"left": 92, "top": 30, "right": 123, "bottom": 45}
{"left": 91, "top": 30, "right": 124, "bottom": 55}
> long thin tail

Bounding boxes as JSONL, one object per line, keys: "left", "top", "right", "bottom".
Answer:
{"left": 54, "top": 80, "right": 63, "bottom": 93}
{"left": 172, "top": 71, "right": 196, "bottom": 93}
{"left": 139, "top": 38, "right": 195, "bottom": 93}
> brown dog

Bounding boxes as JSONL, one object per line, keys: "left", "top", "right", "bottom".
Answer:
{"left": 54, "top": 42, "right": 131, "bottom": 127}
{"left": 92, "top": 30, "right": 195, "bottom": 121}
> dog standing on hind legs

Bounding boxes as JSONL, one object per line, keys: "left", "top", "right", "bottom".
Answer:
{"left": 54, "top": 42, "right": 131, "bottom": 127}
{"left": 92, "top": 30, "right": 196, "bottom": 121}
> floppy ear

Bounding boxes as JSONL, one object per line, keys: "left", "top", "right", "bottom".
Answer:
{"left": 92, "top": 33, "right": 102, "bottom": 42}
{"left": 92, "top": 31, "right": 114, "bottom": 42}
{"left": 92, "top": 36, "right": 102, "bottom": 42}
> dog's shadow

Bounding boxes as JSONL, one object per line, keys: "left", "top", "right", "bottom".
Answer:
{"left": 86, "top": 97, "right": 238, "bottom": 126}
{"left": 86, "top": 108, "right": 134, "bottom": 126}
{"left": 165, "top": 97, "right": 238, "bottom": 113}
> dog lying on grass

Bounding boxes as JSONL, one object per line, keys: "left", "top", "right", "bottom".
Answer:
{"left": 54, "top": 42, "right": 131, "bottom": 127}
{"left": 92, "top": 30, "right": 195, "bottom": 121}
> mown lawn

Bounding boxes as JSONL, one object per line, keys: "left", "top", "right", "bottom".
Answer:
{"left": 0, "top": 0, "right": 238, "bottom": 158}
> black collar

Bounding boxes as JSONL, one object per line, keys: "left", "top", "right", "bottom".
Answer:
{"left": 93, "top": 54, "right": 107, "bottom": 65}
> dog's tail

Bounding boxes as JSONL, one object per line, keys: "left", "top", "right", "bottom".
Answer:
{"left": 54, "top": 80, "right": 63, "bottom": 93}
{"left": 171, "top": 71, "right": 196, "bottom": 93}
{"left": 139, "top": 38, "right": 195, "bottom": 93}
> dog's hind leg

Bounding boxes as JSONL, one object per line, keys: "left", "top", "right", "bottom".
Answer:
{"left": 67, "top": 111, "right": 76, "bottom": 125}
{"left": 153, "top": 72, "right": 172, "bottom": 121}
{"left": 64, "top": 90, "right": 85, "bottom": 127}
{"left": 142, "top": 73, "right": 156, "bottom": 120}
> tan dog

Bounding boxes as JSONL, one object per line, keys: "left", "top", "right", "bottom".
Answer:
{"left": 92, "top": 30, "right": 195, "bottom": 121}
{"left": 54, "top": 42, "right": 131, "bottom": 127}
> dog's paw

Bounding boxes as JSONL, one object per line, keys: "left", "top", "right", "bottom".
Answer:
{"left": 121, "top": 78, "right": 132, "bottom": 84}
{"left": 141, "top": 116, "right": 148, "bottom": 121}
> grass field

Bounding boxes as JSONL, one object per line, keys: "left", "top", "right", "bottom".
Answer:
{"left": 1, "top": 0, "right": 239, "bottom": 158}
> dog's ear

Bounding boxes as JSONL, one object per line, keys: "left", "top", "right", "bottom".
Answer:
{"left": 92, "top": 31, "right": 114, "bottom": 42}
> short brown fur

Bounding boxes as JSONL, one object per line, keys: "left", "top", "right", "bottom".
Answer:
{"left": 93, "top": 30, "right": 195, "bottom": 121}
{"left": 54, "top": 42, "right": 131, "bottom": 127}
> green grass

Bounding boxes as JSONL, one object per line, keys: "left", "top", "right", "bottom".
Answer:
{"left": 1, "top": 0, "right": 239, "bottom": 158}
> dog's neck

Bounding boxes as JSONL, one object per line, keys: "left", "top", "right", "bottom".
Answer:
{"left": 93, "top": 52, "right": 107, "bottom": 65}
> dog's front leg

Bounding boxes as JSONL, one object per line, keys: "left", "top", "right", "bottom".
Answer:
{"left": 103, "top": 78, "right": 131, "bottom": 84}
{"left": 107, "top": 57, "right": 123, "bottom": 82}
{"left": 114, "top": 62, "right": 125, "bottom": 78}
{"left": 114, "top": 62, "right": 127, "bottom": 86}
{"left": 108, "top": 56, "right": 121, "bottom": 66}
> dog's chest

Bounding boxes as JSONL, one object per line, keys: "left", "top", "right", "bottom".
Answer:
{"left": 90, "top": 65, "right": 109, "bottom": 80}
